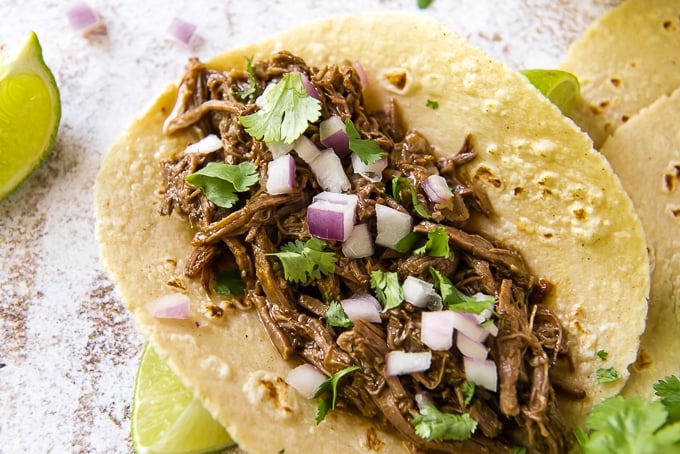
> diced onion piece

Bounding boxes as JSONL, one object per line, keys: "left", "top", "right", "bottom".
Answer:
{"left": 351, "top": 153, "right": 387, "bottom": 182}
{"left": 309, "top": 148, "right": 351, "bottom": 193}
{"left": 298, "top": 72, "right": 321, "bottom": 101}
{"left": 415, "top": 391, "right": 434, "bottom": 410}
{"left": 146, "top": 293, "right": 190, "bottom": 319}
{"left": 66, "top": 2, "right": 105, "bottom": 34}
{"left": 451, "top": 312, "right": 489, "bottom": 343}
{"left": 402, "top": 276, "right": 442, "bottom": 309}
{"left": 267, "top": 140, "right": 294, "bottom": 159}
{"left": 422, "top": 174, "right": 452, "bottom": 203}
{"left": 292, "top": 135, "right": 321, "bottom": 163}
{"left": 375, "top": 204, "right": 412, "bottom": 249}
{"left": 184, "top": 134, "right": 222, "bottom": 155}
{"left": 340, "top": 294, "right": 381, "bottom": 324}
{"left": 342, "top": 223, "right": 374, "bottom": 259}
{"left": 286, "top": 364, "right": 327, "bottom": 399}
{"left": 266, "top": 154, "right": 295, "bottom": 195}
{"left": 307, "top": 193, "right": 357, "bottom": 241}
{"left": 463, "top": 356, "right": 497, "bottom": 392}
{"left": 385, "top": 351, "right": 432, "bottom": 376}
{"left": 471, "top": 305, "right": 494, "bottom": 323}
{"left": 483, "top": 321, "right": 499, "bottom": 337}
{"left": 320, "top": 116, "right": 350, "bottom": 157}
{"left": 456, "top": 331, "right": 488, "bottom": 359}
{"left": 353, "top": 61, "right": 369, "bottom": 90}
{"left": 421, "top": 311, "right": 455, "bottom": 351}
{"left": 167, "top": 17, "right": 197, "bottom": 45}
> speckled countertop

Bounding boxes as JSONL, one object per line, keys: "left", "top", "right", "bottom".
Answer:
{"left": 0, "top": 1, "right": 618, "bottom": 452}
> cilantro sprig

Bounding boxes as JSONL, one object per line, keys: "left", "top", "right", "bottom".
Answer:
{"left": 392, "top": 176, "right": 431, "bottom": 219}
{"left": 461, "top": 381, "right": 476, "bottom": 407}
{"left": 429, "top": 268, "right": 495, "bottom": 314}
{"left": 414, "top": 227, "right": 451, "bottom": 258}
{"left": 239, "top": 72, "right": 321, "bottom": 144}
{"left": 596, "top": 367, "right": 621, "bottom": 384}
{"left": 185, "top": 161, "right": 259, "bottom": 208}
{"left": 654, "top": 375, "right": 680, "bottom": 423}
{"left": 314, "top": 365, "right": 361, "bottom": 424}
{"left": 412, "top": 404, "right": 477, "bottom": 441}
{"left": 345, "top": 119, "right": 387, "bottom": 164}
{"left": 236, "top": 55, "right": 258, "bottom": 100}
{"left": 370, "top": 270, "right": 403, "bottom": 312}
{"left": 214, "top": 269, "right": 245, "bottom": 296}
{"left": 326, "top": 300, "right": 352, "bottom": 328}
{"left": 267, "top": 237, "right": 336, "bottom": 284}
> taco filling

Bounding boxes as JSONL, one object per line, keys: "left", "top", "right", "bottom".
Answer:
{"left": 157, "top": 51, "right": 584, "bottom": 453}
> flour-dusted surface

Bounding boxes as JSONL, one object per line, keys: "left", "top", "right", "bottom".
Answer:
{"left": 0, "top": 1, "right": 619, "bottom": 452}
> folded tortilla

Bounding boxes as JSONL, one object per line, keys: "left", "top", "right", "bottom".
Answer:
{"left": 560, "top": 0, "right": 680, "bottom": 148}
{"left": 95, "top": 13, "right": 649, "bottom": 452}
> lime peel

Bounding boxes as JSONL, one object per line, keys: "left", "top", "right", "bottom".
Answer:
{"left": 0, "top": 31, "right": 61, "bottom": 199}
{"left": 521, "top": 69, "right": 580, "bottom": 115}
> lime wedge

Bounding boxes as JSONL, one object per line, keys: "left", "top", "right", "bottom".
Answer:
{"left": 0, "top": 31, "right": 61, "bottom": 199}
{"left": 522, "top": 69, "right": 580, "bottom": 115}
{"left": 131, "top": 343, "right": 236, "bottom": 454}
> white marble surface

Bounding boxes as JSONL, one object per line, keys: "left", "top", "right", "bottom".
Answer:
{"left": 0, "top": 1, "right": 619, "bottom": 452}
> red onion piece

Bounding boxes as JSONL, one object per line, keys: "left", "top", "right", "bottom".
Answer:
{"left": 167, "top": 17, "right": 197, "bottom": 45}
{"left": 353, "top": 61, "right": 369, "bottom": 90}
{"left": 402, "top": 276, "right": 442, "bottom": 309}
{"left": 320, "top": 116, "right": 350, "bottom": 157}
{"left": 451, "top": 312, "right": 489, "bottom": 343}
{"left": 351, "top": 153, "right": 387, "bottom": 182}
{"left": 298, "top": 72, "right": 321, "bottom": 101}
{"left": 385, "top": 351, "right": 432, "bottom": 376}
{"left": 146, "top": 293, "right": 190, "bottom": 319}
{"left": 309, "top": 148, "right": 351, "bottom": 193}
{"left": 463, "top": 356, "right": 497, "bottom": 392}
{"left": 66, "top": 2, "right": 105, "bottom": 35}
{"left": 293, "top": 135, "right": 321, "bottom": 163}
{"left": 185, "top": 134, "right": 222, "bottom": 155}
{"left": 342, "top": 223, "right": 374, "bottom": 259}
{"left": 267, "top": 140, "right": 294, "bottom": 159}
{"left": 340, "top": 294, "right": 382, "bottom": 324}
{"left": 456, "top": 331, "right": 488, "bottom": 359}
{"left": 266, "top": 154, "right": 295, "bottom": 195}
{"left": 421, "top": 310, "right": 455, "bottom": 351}
{"left": 375, "top": 204, "right": 412, "bottom": 249}
{"left": 286, "top": 364, "right": 327, "bottom": 399}
{"left": 422, "top": 174, "right": 453, "bottom": 203}
{"left": 307, "top": 193, "right": 357, "bottom": 241}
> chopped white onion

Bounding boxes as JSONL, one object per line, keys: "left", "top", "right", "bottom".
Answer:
{"left": 375, "top": 204, "right": 412, "bottom": 249}
{"left": 286, "top": 364, "right": 327, "bottom": 399}
{"left": 298, "top": 72, "right": 321, "bottom": 101}
{"left": 267, "top": 140, "right": 294, "bottom": 159}
{"left": 463, "top": 356, "right": 497, "bottom": 392}
{"left": 456, "top": 331, "right": 488, "bottom": 359}
{"left": 309, "top": 148, "right": 351, "bottom": 193}
{"left": 307, "top": 193, "right": 357, "bottom": 241}
{"left": 320, "top": 116, "right": 350, "bottom": 157}
{"left": 351, "top": 153, "right": 387, "bottom": 182}
{"left": 421, "top": 311, "right": 455, "bottom": 351}
{"left": 342, "top": 223, "right": 374, "bottom": 259}
{"left": 266, "top": 154, "right": 295, "bottom": 195}
{"left": 66, "top": 2, "right": 105, "bottom": 35}
{"left": 353, "top": 61, "right": 369, "bottom": 90}
{"left": 340, "top": 294, "right": 382, "bottom": 324}
{"left": 422, "top": 174, "right": 453, "bottom": 203}
{"left": 167, "top": 17, "right": 197, "bottom": 45}
{"left": 184, "top": 134, "right": 222, "bottom": 155}
{"left": 385, "top": 351, "right": 432, "bottom": 376}
{"left": 402, "top": 276, "right": 442, "bottom": 310}
{"left": 415, "top": 391, "right": 434, "bottom": 410}
{"left": 292, "top": 135, "right": 321, "bottom": 163}
{"left": 451, "top": 312, "right": 489, "bottom": 343}
{"left": 146, "top": 293, "right": 190, "bottom": 319}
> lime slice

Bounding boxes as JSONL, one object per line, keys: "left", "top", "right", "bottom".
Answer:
{"left": 0, "top": 32, "right": 61, "bottom": 199}
{"left": 522, "top": 69, "right": 580, "bottom": 115}
{"left": 131, "top": 343, "right": 236, "bottom": 454}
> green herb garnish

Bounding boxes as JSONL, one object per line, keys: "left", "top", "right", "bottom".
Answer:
{"left": 370, "top": 270, "right": 403, "bottom": 312}
{"left": 326, "top": 300, "right": 352, "bottom": 328}
{"left": 344, "top": 118, "right": 387, "bottom": 164}
{"left": 429, "top": 268, "right": 495, "bottom": 314}
{"left": 214, "top": 269, "right": 245, "bottom": 295}
{"left": 185, "top": 161, "right": 259, "bottom": 208}
{"left": 267, "top": 237, "right": 336, "bottom": 284}
{"left": 414, "top": 227, "right": 451, "bottom": 258}
{"left": 393, "top": 232, "right": 423, "bottom": 254}
{"left": 426, "top": 99, "right": 439, "bottom": 110}
{"left": 596, "top": 349, "right": 609, "bottom": 361}
{"left": 239, "top": 72, "right": 321, "bottom": 144}
{"left": 462, "top": 381, "right": 476, "bottom": 407}
{"left": 412, "top": 404, "right": 477, "bottom": 441}
{"left": 417, "top": 0, "right": 434, "bottom": 9}
{"left": 654, "top": 375, "right": 680, "bottom": 423}
{"left": 314, "top": 365, "right": 361, "bottom": 424}
{"left": 236, "top": 55, "right": 258, "bottom": 100}
{"left": 391, "top": 176, "right": 431, "bottom": 219}
{"left": 596, "top": 367, "right": 621, "bottom": 384}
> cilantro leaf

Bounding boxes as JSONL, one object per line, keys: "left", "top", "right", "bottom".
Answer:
{"left": 412, "top": 404, "right": 477, "bottom": 441}
{"left": 394, "top": 232, "right": 423, "bottom": 253}
{"left": 239, "top": 73, "right": 321, "bottom": 144}
{"left": 185, "top": 161, "right": 259, "bottom": 208}
{"left": 596, "top": 349, "right": 609, "bottom": 361}
{"left": 314, "top": 365, "right": 360, "bottom": 424}
{"left": 326, "top": 300, "right": 352, "bottom": 328}
{"left": 510, "top": 448, "right": 527, "bottom": 454}
{"left": 578, "top": 396, "right": 680, "bottom": 453}
{"left": 429, "top": 268, "right": 495, "bottom": 314}
{"left": 214, "top": 269, "right": 245, "bottom": 295}
{"left": 414, "top": 227, "right": 451, "bottom": 258}
{"left": 267, "top": 238, "right": 337, "bottom": 284}
{"left": 461, "top": 381, "right": 475, "bottom": 407}
{"left": 236, "top": 55, "right": 258, "bottom": 100}
{"left": 370, "top": 270, "right": 403, "bottom": 312}
{"left": 655, "top": 375, "right": 680, "bottom": 423}
{"left": 426, "top": 99, "right": 439, "bottom": 110}
{"left": 417, "top": 0, "right": 434, "bottom": 8}
{"left": 345, "top": 119, "right": 387, "bottom": 164}
{"left": 596, "top": 367, "right": 621, "bottom": 384}
{"left": 392, "top": 176, "right": 431, "bottom": 219}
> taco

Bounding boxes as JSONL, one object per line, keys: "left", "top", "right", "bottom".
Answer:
{"left": 560, "top": 0, "right": 680, "bottom": 148}
{"left": 95, "top": 13, "right": 649, "bottom": 453}
{"left": 598, "top": 89, "right": 680, "bottom": 399}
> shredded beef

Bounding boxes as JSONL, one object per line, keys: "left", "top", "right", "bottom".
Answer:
{"left": 159, "top": 52, "right": 583, "bottom": 453}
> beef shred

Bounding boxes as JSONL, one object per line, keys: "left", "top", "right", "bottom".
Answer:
{"left": 159, "top": 51, "right": 582, "bottom": 453}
